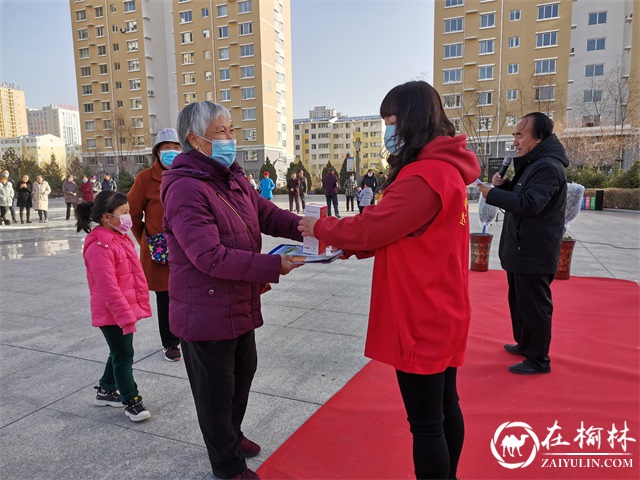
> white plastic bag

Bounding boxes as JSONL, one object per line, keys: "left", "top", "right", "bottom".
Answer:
{"left": 565, "top": 182, "right": 585, "bottom": 233}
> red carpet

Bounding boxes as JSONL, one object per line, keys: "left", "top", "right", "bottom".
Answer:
{"left": 259, "top": 272, "right": 640, "bottom": 479}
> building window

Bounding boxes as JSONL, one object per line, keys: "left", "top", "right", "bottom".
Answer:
{"left": 509, "top": 9, "right": 521, "bottom": 21}
{"left": 588, "top": 11, "right": 607, "bottom": 25}
{"left": 129, "top": 78, "right": 141, "bottom": 90}
{"left": 95, "top": 6, "right": 103, "bottom": 17}
{"left": 536, "top": 31, "right": 558, "bottom": 48}
{"left": 205, "top": 71, "right": 212, "bottom": 80}
{"left": 478, "top": 65, "right": 494, "bottom": 80}
{"left": 534, "top": 85, "right": 556, "bottom": 101}
{"left": 181, "top": 31, "right": 193, "bottom": 44}
{"left": 451, "top": 118, "right": 461, "bottom": 132}
{"left": 443, "top": 68, "right": 462, "bottom": 83}
{"left": 506, "top": 89, "right": 518, "bottom": 100}
{"left": 241, "top": 87, "right": 256, "bottom": 100}
{"left": 103, "top": 119, "right": 112, "bottom": 130}
{"left": 477, "top": 116, "right": 493, "bottom": 131}
{"left": 77, "top": 29, "right": 88, "bottom": 40}
{"left": 587, "top": 38, "right": 606, "bottom": 51}
{"left": 124, "top": 0, "right": 136, "bottom": 13}
{"left": 478, "top": 91, "right": 493, "bottom": 105}
{"left": 114, "top": 62, "right": 120, "bottom": 70}
{"left": 113, "top": 43, "right": 119, "bottom": 51}
{"left": 127, "top": 40, "right": 139, "bottom": 52}
{"left": 76, "top": 10, "right": 87, "bottom": 21}
{"left": 83, "top": 103, "right": 94, "bottom": 113}
{"left": 179, "top": 11, "right": 193, "bottom": 23}
{"left": 479, "top": 39, "right": 494, "bottom": 55}
{"left": 219, "top": 47, "right": 230, "bottom": 60}
{"left": 221, "top": 89, "right": 231, "bottom": 102}
{"left": 183, "top": 73, "right": 196, "bottom": 85}
{"left": 241, "top": 65, "right": 255, "bottom": 78}
{"left": 240, "top": 44, "right": 254, "bottom": 57}
{"left": 79, "top": 47, "right": 89, "bottom": 58}
{"left": 507, "top": 63, "right": 519, "bottom": 74}
{"left": 535, "top": 58, "right": 557, "bottom": 74}
{"left": 246, "top": 150, "right": 258, "bottom": 161}
{"left": 116, "top": 100, "right": 123, "bottom": 108}
{"left": 104, "top": 138, "right": 113, "bottom": 148}
{"left": 583, "top": 90, "right": 603, "bottom": 102}
{"left": 86, "top": 139, "right": 97, "bottom": 149}
{"left": 508, "top": 36, "right": 520, "bottom": 48}
{"left": 203, "top": 50, "right": 211, "bottom": 60}
{"left": 114, "top": 81, "right": 121, "bottom": 89}
{"left": 85, "top": 121, "right": 95, "bottom": 131}
{"left": 131, "top": 98, "right": 142, "bottom": 109}
{"left": 217, "top": 4, "right": 227, "bottom": 17}
{"left": 80, "top": 66, "right": 91, "bottom": 77}
{"left": 132, "top": 117, "right": 143, "bottom": 128}
{"left": 81, "top": 85, "right": 92, "bottom": 95}
{"left": 218, "top": 26, "right": 228, "bottom": 38}
{"left": 97, "top": 45, "right": 107, "bottom": 56}
{"left": 445, "top": 0, "right": 463, "bottom": 6}
{"left": 243, "top": 129, "right": 257, "bottom": 141}
{"left": 443, "top": 94, "right": 461, "bottom": 108}
{"left": 585, "top": 64, "right": 604, "bottom": 77}
{"left": 444, "top": 43, "right": 463, "bottom": 58}
{"left": 128, "top": 59, "right": 140, "bottom": 71}
{"left": 101, "top": 83, "right": 109, "bottom": 93}
{"left": 96, "top": 26, "right": 105, "bottom": 37}
{"left": 480, "top": 12, "right": 496, "bottom": 28}
{"left": 184, "top": 92, "right": 197, "bottom": 104}
{"left": 242, "top": 108, "right": 257, "bottom": 121}
{"left": 537, "top": 3, "right": 559, "bottom": 20}
{"left": 444, "top": 17, "right": 463, "bottom": 33}
{"left": 203, "top": 29, "right": 210, "bottom": 38}
{"left": 99, "top": 64, "right": 108, "bottom": 75}
{"left": 238, "top": 0, "right": 253, "bottom": 14}
{"left": 102, "top": 101, "right": 111, "bottom": 112}
{"left": 239, "top": 22, "right": 253, "bottom": 35}
{"left": 220, "top": 68, "right": 231, "bottom": 81}
{"left": 202, "top": 7, "right": 209, "bottom": 17}
{"left": 182, "top": 52, "right": 195, "bottom": 64}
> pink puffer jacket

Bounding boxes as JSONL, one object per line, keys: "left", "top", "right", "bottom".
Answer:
{"left": 83, "top": 226, "right": 151, "bottom": 334}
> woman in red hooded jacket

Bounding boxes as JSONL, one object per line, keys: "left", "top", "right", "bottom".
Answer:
{"left": 299, "top": 81, "right": 480, "bottom": 479}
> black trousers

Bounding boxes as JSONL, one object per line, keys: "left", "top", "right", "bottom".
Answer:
{"left": 65, "top": 202, "right": 75, "bottom": 220}
{"left": 288, "top": 192, "right": 300, "bottom": 213}
{"left": 155, "top": 291, "right": 179, "bottom": 348}
{"left": 181, "top": 330, "right": 257, "bottom": 479}
{"left": 37, "top": 210, "right": 48, "bottom": 221}
{"left": 19, "top": 206, "right": 31, "bottom": 222}
{"left": 300, "top": 191, "right": 306, "bottom": 210}
{"left": 506, "top": 272, "right": 554, "bottom": 370}
{"left": 396, "top": 368, "right": 464, "bottom": 480}
{"left": 345, "top": 195, "right": 355, "bottom": 211}
{"left": 325, "top": 194, "right": 339, "bottom": 216}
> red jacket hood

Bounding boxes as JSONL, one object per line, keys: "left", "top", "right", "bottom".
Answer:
{"left": 415, "top": 135, "right": 480, "bottom": 185}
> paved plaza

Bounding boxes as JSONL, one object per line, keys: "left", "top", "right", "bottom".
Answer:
{"left": 0, "top": 195, "right": 638, "bottom": 479}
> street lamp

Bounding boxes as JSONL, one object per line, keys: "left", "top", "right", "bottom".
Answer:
{"left": 353, "top": 138, "right": 362, "bottom": 184}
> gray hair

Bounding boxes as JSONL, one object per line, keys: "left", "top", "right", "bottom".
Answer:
{"left": 177, "top": 101, "right": 232, "bottom": 152}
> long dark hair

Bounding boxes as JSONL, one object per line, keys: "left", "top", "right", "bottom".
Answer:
{"left": 380, "top": 81, "right": 455, "bottom": 187}
{"left": 76, "top": 190, "right": 128, "bottom": 233}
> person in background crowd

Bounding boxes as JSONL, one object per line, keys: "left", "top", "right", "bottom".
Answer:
{"left": 77, "top": 191, "right": 152, "bottom": 422}
{"left": 91, "top": 175, "right": 102, "bottom": 195}
{"left": 128, "top": 128, "right": 183, "bottom": 362}
{"left": 80, "top": 175, "right": 94, "bottom": 203}
{"left": 478, "top": 112, "right": 568, "bottom": 376}
{"left": 361, "top": 169, "right": 378, "bottom": 205}
{"left": 63, "top": 175, "right": 79, "bottom": 220}
{"left": 287, "top": 171, "right": 301, "bottom": 214}
{"left": 161, "top": 101, "right": 303, "bottom": 480}
{"left": 101, "top": 173, "right": 117, "bottom": 192}
{"left": 16, "top": 175, "right": 33, "bottom": 224}
{"left": 0, "top": 170, "right": 15, "bottom": 225}
{"left": 32, "top": 175, "right": 51, "bottom": 223}
{"left": 259, "top": 171, "right": 275, "bottom": 200}
{"left": 3, "top": 169, "right": 18, "bottom": 222}
{"left": 358, "top": 183, "right": 373, "bottom": 214}
{"left": 343, "top": 172, "right": 358, "bottom": 212}
{"left": 322, "top": 167, "right": 340, "bottom": 218}
{"left": 247, "top": 174, "right": 258, "bottom": 190}
{"left": 298, "top": 170, "right": 307, "bottom": 212}
{"left": 299, "top": 80, "right": 480, "bottom": 480}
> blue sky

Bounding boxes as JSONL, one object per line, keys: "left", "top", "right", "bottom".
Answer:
{"left": 0, "top": 0, "right": 434, "bottom": 118}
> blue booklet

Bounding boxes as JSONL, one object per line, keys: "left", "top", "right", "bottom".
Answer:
{"left": 268, "top": 244, "right": 343, "bottom": 264}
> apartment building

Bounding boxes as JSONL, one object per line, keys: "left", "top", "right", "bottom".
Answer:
{"left": 69, "top": 0, "right": 293, "bottom": 178}
{"left": 0, "top": 83, "right": 29, "bottom": 139}
{"left": 294, "top": 106, "right": 386, "bottom": 184}
{"left": 27, "top": 105, "right": 82, "bottom": 147}
{"left": 0, "top": 134, "right": 67, "bottom": 168}
{"left": 434, "top": 0, "right": 638, "bottom": 169}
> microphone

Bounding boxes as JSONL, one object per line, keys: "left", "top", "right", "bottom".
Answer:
{"left": 498, "top": 155, "right": 513, "bottom": 178}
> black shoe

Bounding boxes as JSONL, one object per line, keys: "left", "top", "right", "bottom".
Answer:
{"left": 26, "top": 220, "right": 32, "bottom": 223}
{"left": 94, "top": 386, "right": 125, "bottom": 407}
{"left": 124, "top": 396, "right": 151, "bottom": 422}
{"left": 504, "top": 344, "right": 524, "bottom": 355}
{"left": 509, "top": 361, "right": 550, "bottom": 375}
{"left": 4, "top": 219, "right": 10, "bottom": 225}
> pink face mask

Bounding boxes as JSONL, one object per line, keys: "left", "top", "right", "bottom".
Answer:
{"left": 108, "top": 213, "right": 133, "bottom": 234}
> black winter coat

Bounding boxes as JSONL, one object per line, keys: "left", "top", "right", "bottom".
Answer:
{"left": 16, "top": 181, "right": 33, "bottom": 208}
{"left": 486, "top": 134, "right": 569, "bottom": 274}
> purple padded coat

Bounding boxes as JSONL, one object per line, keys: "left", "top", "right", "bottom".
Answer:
{"left": 161, "top": 150, "right": 303, "bottom": 342}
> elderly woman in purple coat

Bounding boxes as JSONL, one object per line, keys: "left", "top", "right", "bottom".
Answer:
{"left": 161, "top": 101, "right": 301, "bottom": 480}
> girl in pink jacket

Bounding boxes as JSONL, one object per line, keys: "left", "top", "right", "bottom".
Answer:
{"left": 77, "top": 190, "right": 152, "bottom": 422}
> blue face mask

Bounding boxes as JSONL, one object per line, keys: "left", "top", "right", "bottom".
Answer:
{"left": 196, "top": 135, "right": 236, "bottom": 167}
{"left": 384, "top": 124, "right": 403, "bottom": 155}
{"left": 160, "top": 150, "right": 180, "bottom": 168}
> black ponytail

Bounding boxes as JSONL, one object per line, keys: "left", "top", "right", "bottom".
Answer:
{"left": 76, "top": 190, "right": 128, "bottom": 233}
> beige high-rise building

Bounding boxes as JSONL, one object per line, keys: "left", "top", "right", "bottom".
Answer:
{"left": 27, "top": 105, "right": 82, "bottom": 147}
{"left": 69, "top": 0, "right": 293, "bottom": 178}
{"left": 0, "top": 83, "right": 29, "bottom": 139}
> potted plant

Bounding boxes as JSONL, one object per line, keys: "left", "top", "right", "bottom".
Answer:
{"left": 470, "top": 193, "right": 499, "bottom": 272}
{"left": 554, "top": 182, "right": 585, "bottom": 280}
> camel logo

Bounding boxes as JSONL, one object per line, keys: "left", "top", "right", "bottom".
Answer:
{"left": 491, "top": 421, "right": 541, "bottom": 469}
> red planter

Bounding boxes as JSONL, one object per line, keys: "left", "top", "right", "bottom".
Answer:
{"left": 554, "top": 239, "right": 576, "bottom": 280}
{"left": 470, "top": 233, "right": 493, "bottom": 272}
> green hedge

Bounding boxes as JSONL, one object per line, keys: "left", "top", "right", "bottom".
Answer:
{"left": 567, "top": 161, "right": 640, "bottom": 189}
{"left": 584, "top": 188, "right": 640, "bottom": 210}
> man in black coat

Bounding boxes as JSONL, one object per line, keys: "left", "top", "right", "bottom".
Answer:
{"left": 479, "top": 112, "right": 568, "bottom": 375}
{"left": 360, "top": 169, "right": 378, "bottom": 205}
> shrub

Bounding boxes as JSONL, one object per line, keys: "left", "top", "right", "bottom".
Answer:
{"left": 584, "top": 188, "right": 640, "bottom": 210}
{"left": 609, "top": 161, "right": 640, "bottom": 188}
